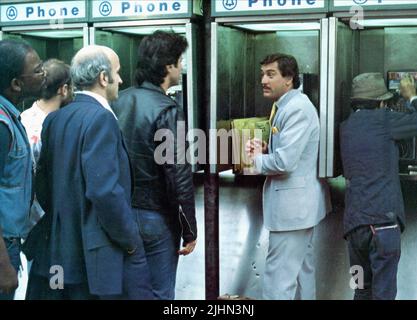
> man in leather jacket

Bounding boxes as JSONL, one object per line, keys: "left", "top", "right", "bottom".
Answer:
{"left": 112, "top": 31, "right": 197, "bottom": 300}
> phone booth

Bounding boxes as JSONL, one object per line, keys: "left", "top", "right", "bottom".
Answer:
{"left": 327, "top": 0, "right": 417, "bottom": 299}
{"left": 0, "top": 1, "right": 89, "bottom": 64}
{"left": 210, "top": 0, "right": 331, "bottom": 299}
{"left": 328, "top": 0, "right": 417, "bottom": 178}
{"left": 89, "top": 0, "right": 204, "bottom": 171}
{"left": 0, "top": 0, "right": 89, "bottom": 109}
{"left": 89, "top": 0, "right": 205, "bottom": 299}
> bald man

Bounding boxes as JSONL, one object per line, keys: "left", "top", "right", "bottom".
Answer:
{"left": 24, "top": 46, "right": 154, "bottom": 300}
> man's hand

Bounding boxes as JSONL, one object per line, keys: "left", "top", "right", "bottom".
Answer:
{"left": 245, "top": 138, "right": 268, "bottom": 160}
{"left": 400, "top": 78, "right": 417, "bottom": 101}
{"left": 178, "top": 240, "right": 196, "bottom": 256}
{"left": 0, "top": 261, "right": 18, "bottom": 295}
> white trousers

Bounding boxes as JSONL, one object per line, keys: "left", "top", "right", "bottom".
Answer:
{"left": 262, "top": 227, "right": 315, "bottom": 300}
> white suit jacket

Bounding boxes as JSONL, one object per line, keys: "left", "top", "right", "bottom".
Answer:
{"left": 254, "top": 89, "right": 329, "bottom": 231}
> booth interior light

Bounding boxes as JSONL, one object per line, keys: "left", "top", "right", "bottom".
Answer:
{"left": 109, "top": 26, "right": 186, "bottom": 35}
{"left": 219, "top": 170, "right": 236, "bottom": 179}
{"left": 234, "top": 22, "right": 321, "bottom": 32}
{"left": 16, "top": 30, "right": 84, "bottom": 39}
{"left": 358, "top": 18, "right": 417, "bottom": 28}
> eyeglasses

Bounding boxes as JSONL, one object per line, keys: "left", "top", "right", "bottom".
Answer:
{"left": 19, "top": 63, "right": 46, "bottom": 79}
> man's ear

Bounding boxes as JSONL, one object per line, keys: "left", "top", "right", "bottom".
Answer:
{"left": 11, "top": 78, "right": 22, "bottom": 93}
{"left": 285, "top": 76, "right": 293, "bottom": 87}
{"left": 58, "top": 84, "right": 68, "bottom": 97}
{"left": 166, "top": 64, "right": 174, "bottom": 74}
{"left": 98, "top": 71, "right": 108, "bottom": 87}
{"left": 379, "top": 100, "right": 385, "bottom": 108}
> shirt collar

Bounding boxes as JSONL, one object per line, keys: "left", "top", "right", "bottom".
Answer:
{"left": 32, "top": 101, "right": 47, "bottom": 116}
{"left": 276, "top": 91, "right": 290, "bottom": 106}
{"left": 275, "top": 89, "right": 299, "bottom": 108}
{"left": 76, "top": 91, "right": 118, "bottom": 120}
{"left": 0, "top": 95, "right": 21, "bottom": 119}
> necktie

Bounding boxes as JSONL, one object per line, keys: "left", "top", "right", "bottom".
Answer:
{"left": 269, "top": 102, "right": 277, "bottom": 126}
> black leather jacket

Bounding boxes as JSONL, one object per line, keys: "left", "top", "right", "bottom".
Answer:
{"left": 112, "top": 82, "right": 197, "bottom": 243}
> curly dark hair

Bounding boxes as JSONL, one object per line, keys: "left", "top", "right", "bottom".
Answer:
{"left": 41, "top": 59, "right": 71, "bottom": 100}
{"left": 0, "top": 39, "right": 34, "bottom": 94}
{"left": 135, "top": 31, "right": 188, "bottom": 87}
{"left": 260, "top": 53, "right": 301, "bottom": 89}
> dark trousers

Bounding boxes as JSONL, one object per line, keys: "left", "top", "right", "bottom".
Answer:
{"left": 134, "top": 208, "right": 181, "bottom": 300}
{"left": 26, "top": 239, "right": 154, "bottom": 300}
{"left": 0, "top": 238, "right": 21, "bottom": 301}
{"left": 26, "top": 273, "right": 96, "bottom": 300}
{"left": 100, "top": 242, "right": 155, "bottom": 300}
{"left": 347, "top": 224, "right": 401, "bottom": 300}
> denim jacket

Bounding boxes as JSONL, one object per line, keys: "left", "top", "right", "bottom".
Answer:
{"left": 0, "top": 95, "right": 32, "bottom": 239}
{"left": 341, "top": 108, "right": 417, "bottom": 236}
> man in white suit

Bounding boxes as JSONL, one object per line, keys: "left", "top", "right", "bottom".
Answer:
{"left": 246, "top": 53, "right": 329, "bottom": 300}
